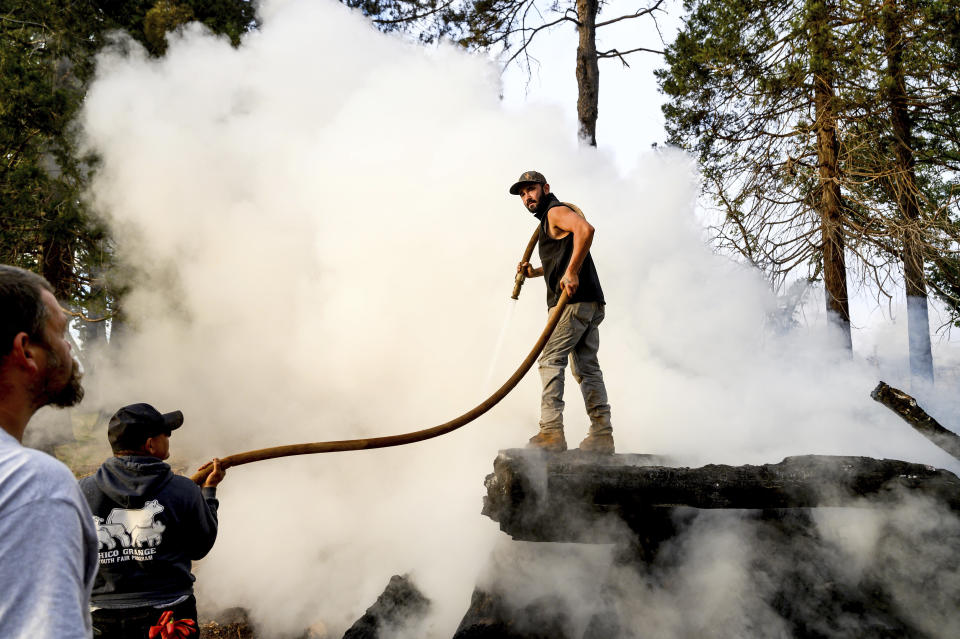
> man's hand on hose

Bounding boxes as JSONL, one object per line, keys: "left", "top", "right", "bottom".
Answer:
{"left": 561, "top": 271, "right": 579, "bottom": 296}
{"left": 517, "top": 262, "right": 542, "bottom": 278}
{"left": 197, "top": 458, "right": 226, "bottom": 488}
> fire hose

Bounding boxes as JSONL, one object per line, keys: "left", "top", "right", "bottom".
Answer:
{"left": 191, "top": 226, "right": 559, "bottom": 484}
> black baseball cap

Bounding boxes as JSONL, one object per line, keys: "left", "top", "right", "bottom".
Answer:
{"left": 509, "top": 170, "right": 547, "bottom": 195}
{"left": 108, "top": 403, "right": 184, "bottom": 452}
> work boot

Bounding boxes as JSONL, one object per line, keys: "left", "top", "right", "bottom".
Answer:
{"left": 578, "top": 433, "right": 614, "bottom": 454}
{"left": 527, "top": 430, "right": 567, "bottom": 452}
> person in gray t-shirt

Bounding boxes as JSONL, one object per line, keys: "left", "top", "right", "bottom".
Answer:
{"left": 0, "top": 265, "right": 98, "bottom": 638}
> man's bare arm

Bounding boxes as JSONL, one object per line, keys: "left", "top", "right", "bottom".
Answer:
{"left": 547, "top": 206, "right": 595, "bottom": 295}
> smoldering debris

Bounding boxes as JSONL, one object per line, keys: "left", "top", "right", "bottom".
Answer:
{"left": 199, "top": 605, "right": 328, "bottom": 638}
{"left": 197, "top": 575, "right": 428, "bottom": 639}
{"left": 465, "top": 450, "right": 960, "bottom": 639}
{"left": 454, "top": 588, "right": 577, "bottom": 639}
{"left": 483, "top": 448, "right": 960, "bottom": 545}
{"left": 342, "top": 574, "right": 431, "bottom": 639}
{"left": 201, "top": 607, "right": 257, "bottom": 638}
{"left": 453, "top": 583, "right": 623, "bottom": 639}
{"left": 454, "top": 541, "right": 617, "bottom": 639}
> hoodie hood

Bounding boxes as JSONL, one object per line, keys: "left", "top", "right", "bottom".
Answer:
{"left": 93, "top": 455, "right": 174, "bottom": 508}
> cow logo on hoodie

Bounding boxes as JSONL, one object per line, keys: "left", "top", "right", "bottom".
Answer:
{"left": 93, "top": 499, "right": 166, "bottom": 563}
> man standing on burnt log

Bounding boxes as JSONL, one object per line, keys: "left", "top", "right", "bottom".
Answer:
{"left": 511, "top": 170, "right": 614, "bottom": 454}
{"left": 0, "top": 265, "right": 98, "bottom": 638}
{"left": 80, "top": 403, "right": 225, "bottom": 638}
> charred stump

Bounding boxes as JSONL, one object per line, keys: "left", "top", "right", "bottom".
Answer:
{"left": 453, "top": 588, "right": 576, "bottom": 639}
{"left": 342, "top": 574, "right": 430, "bottom": 639}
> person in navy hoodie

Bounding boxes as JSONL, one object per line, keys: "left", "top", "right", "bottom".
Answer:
{"left": 80, "top": 403, "right": 225, "bottom": 638}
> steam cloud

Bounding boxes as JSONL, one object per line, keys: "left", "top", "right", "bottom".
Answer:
{"left": 69, "top": 0, "right": 960, "bottom": 636}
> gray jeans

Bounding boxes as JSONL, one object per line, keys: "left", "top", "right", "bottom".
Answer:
{"left": 538, "top": 301, "right": 612, "bottom": 435}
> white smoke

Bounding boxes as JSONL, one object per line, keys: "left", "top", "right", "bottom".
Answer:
{"left": 73, "top": 0, "right": 960, "bottom": 636}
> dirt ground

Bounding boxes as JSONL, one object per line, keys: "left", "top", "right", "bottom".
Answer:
{"left": 199, "top": 620, "right": 257, "bottom": 638}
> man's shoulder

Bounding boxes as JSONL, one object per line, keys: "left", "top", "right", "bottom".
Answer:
{"left": 0, "top": 441, "right": 81, "bottom": 512}
{"left": 546, "top": 202, "right": 586, "bottom": 221}
{"left": 556, "top": 201, "right": 586, "bottom": 218}
{"left": 161, "top": 473, "right": 204, "bottom": 499}
{"left": 0, "top": 440, "right": 75, "bottom": 482}
{"left": 167, "top": 472, "right": 200, "bottom": 487}
{"left": 547, "top": 202, "right": 574, "bottom": 213}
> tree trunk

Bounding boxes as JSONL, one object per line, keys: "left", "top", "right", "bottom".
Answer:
{"left": 882, "top": 0, "right": 934, "bottom": 386}
{"left": 40, "top": 219, "right": 73, "bottom": 302}
{"left": 808, "top": 0, "right": 851, "bottom": 351}
{"left": 575, "top": 0, "right": 599, "bottom": 146}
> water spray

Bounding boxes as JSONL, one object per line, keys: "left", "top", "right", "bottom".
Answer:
{"left": 191, "top": 229, "right": 559, "bottom": 484}
{"left": 482, "top": 302, "right": 518, "bottom": 393}
{"left": 484, "top": 227, "right": 541, "bottom": 391}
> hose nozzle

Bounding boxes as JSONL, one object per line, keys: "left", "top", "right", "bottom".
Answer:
{"left": 513, "top": 226, "right": 541, "bottom": 300}
{"left": 511, "top": 271, "right": 526, "bottom": 300}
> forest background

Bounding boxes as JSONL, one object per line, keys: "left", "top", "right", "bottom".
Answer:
{"left": 2, "top": 0, "right": 958, "bottom": 385}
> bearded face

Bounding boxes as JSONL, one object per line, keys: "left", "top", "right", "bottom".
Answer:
{"left": 38, "top": 348, "right": 84, "bottom": 408}
{"left": 520, "top": 184, "right": 543, "bottom": 212}
{"left": 30, "top": 290, "right": 84, "bottom": 409}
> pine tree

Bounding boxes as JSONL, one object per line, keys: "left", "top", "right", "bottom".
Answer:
{"left": 0, "top": 0, "right": 256, "bottom": 346}
{"left": 658, "top": 0, "right": 960, "bottom": 368}
{"left": 658, "top": 0, "right": 857, "bottom": 347}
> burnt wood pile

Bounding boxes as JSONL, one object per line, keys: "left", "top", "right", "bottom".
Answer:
{"left": 456, "top": 446, "right": 960, "bottom": 638}
{"left": 483, "top": 449, "right": 960, "bottom": 547}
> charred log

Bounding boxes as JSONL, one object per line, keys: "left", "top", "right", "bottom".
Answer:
{"left": 455, "top": 521, "right": 931, "bottom": 639}
{"left": 342, "top": 574, "right": 430, "bottom": 639}
{"left": 872, "top": 381, "right": 960, "bottom": 462}
{"left": 483, "top": 449, "right": 960, "bottom": 543}
{"left": 453, "top": 589, "right": 575, "bottom": 639}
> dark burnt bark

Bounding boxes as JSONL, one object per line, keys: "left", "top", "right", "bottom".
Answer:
{"left": 575, "top": 0, "right": 599, "bottom": 146}
{"left": 483, "top": 449, "right": 960, "bottom": 543}
{"left": 455, "top": 513, "right": 932, "bottom": 639}
{"left": 808, "top": 0, "right": 851, "bottom": 350}
{"left": 872, "top": 381, "right": 960, "bottom": 461}
{"left": 469, "top": 448, "right": 955, "bottom": 638}
{"left": 881, "top": 0, "right": 934, "bottom": 385}
{"left": 453, "top": 589, "right": 576, "bottom": 639}
{"left": 342, "top": 575, "right": 430, "bottom": 639}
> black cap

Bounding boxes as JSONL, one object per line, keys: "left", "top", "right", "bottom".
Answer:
{"left": 509, "top": 170, "right": 547, "bottom": 195}
{"left": 108, "top": 403, "right": 184, "bottom": 452}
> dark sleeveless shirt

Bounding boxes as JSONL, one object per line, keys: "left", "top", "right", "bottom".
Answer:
{"left": 536, "top": 194, "right": 605, "bottom": 309}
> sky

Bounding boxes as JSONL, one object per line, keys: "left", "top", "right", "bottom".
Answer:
{"left": 498, "top": 0, "right": 683, "bottom": 172}
{"left": 51, "top": 0, "right": 960, "bottom": 636}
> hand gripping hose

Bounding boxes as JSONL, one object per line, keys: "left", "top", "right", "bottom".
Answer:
{"left": 512, "top": 226, "right": 540, "bottom": 299}
{"left": 191, "top": 230, "right": 562, "bottom": 484}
